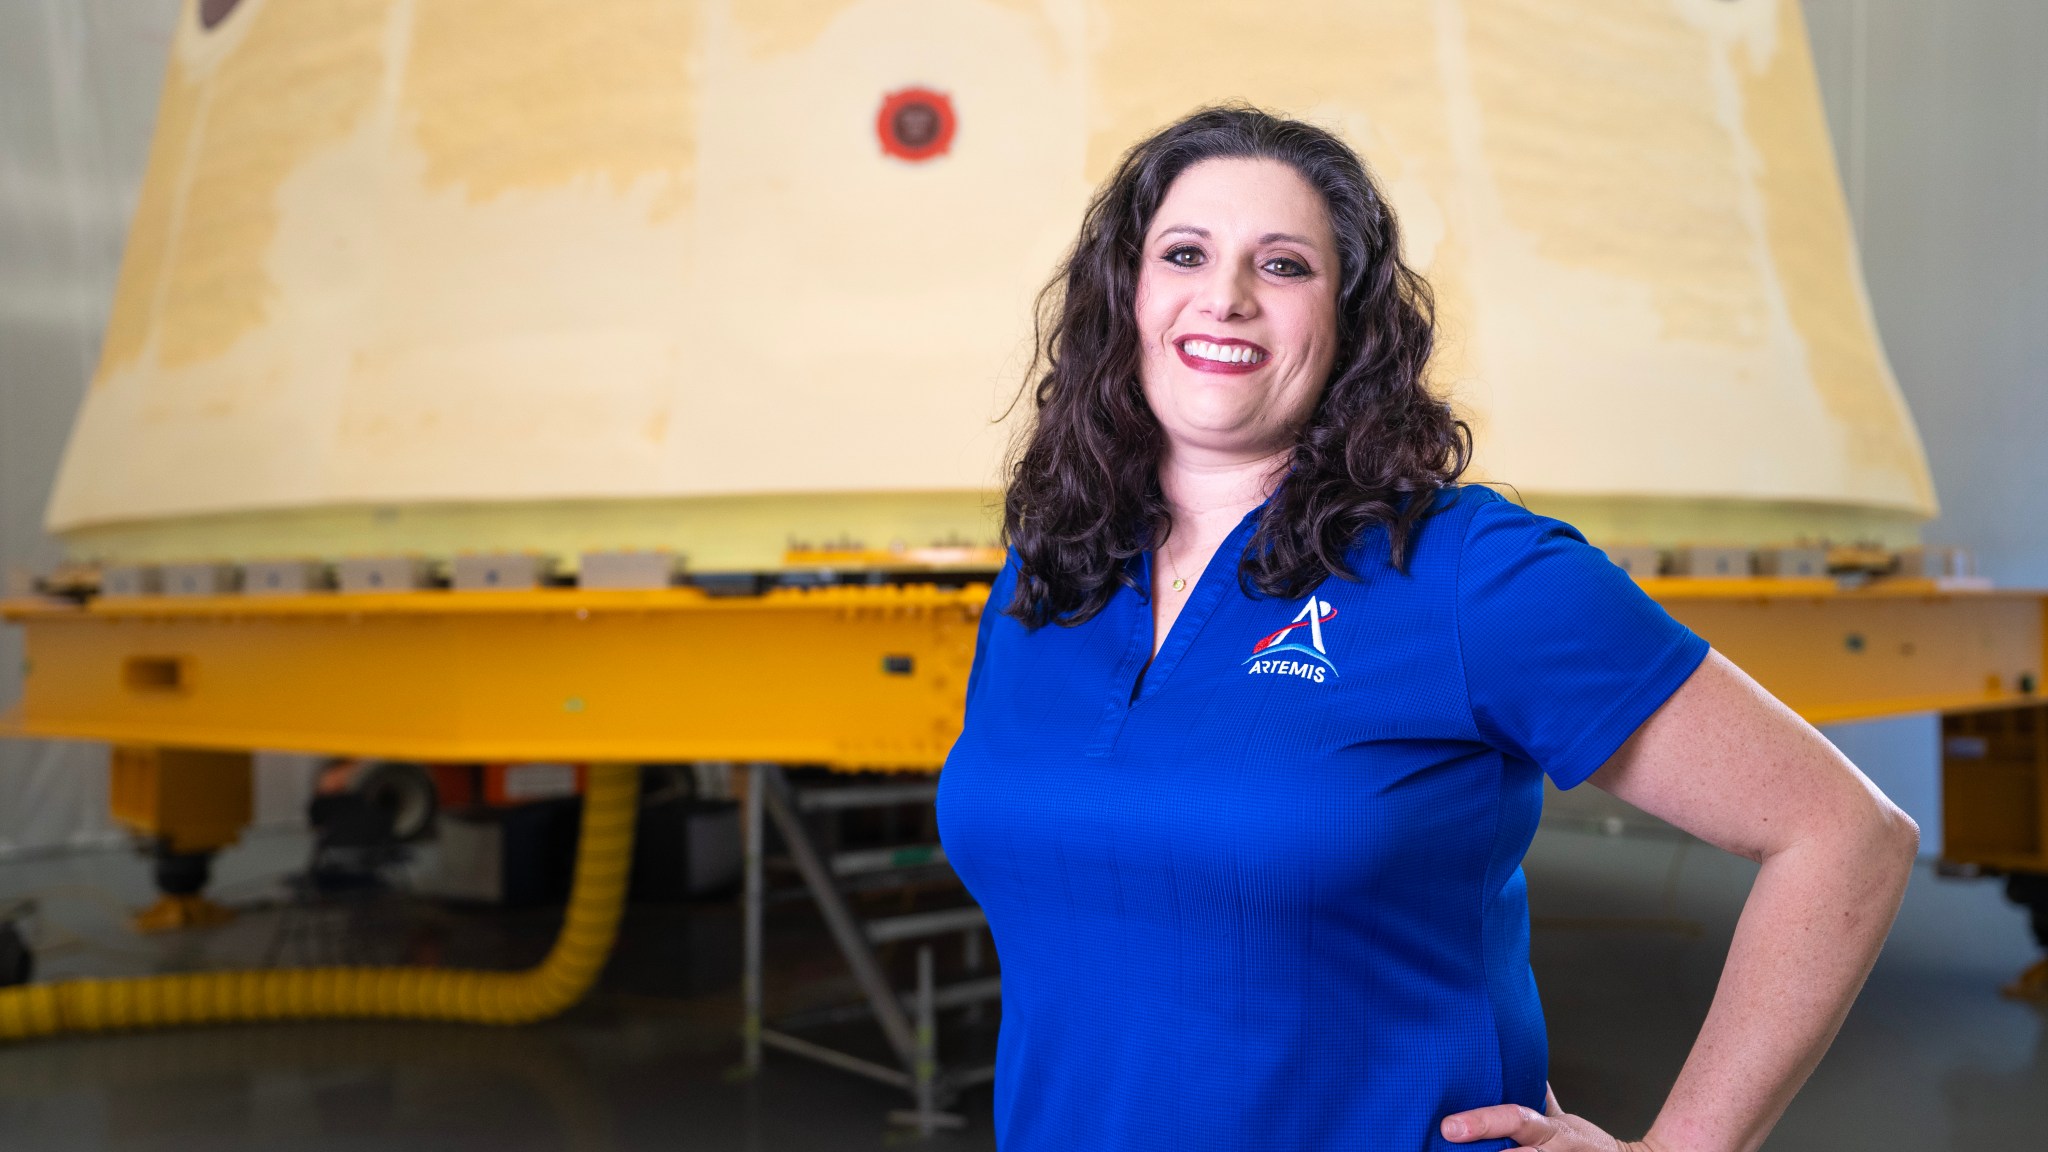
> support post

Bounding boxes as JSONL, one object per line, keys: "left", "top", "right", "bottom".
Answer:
{"left": 741, "top": 762, "right": 765, "bottom": 1073}
{"left": 914, "top": 944, "right": 937, "bottom": 1135}
{"left": 109, "top": 746, "right": 252, "bottom": 932}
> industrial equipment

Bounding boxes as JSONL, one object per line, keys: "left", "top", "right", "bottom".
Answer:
{"left": 4, "top": 0, "right": 2045, "bottom": 1127}
{"left": 45, "top": 0, "right": 1931, "bottom": 566}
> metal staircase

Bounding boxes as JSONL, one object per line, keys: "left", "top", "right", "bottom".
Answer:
{"left": 739, "top": 765, "right": 997, "bottom": 1133}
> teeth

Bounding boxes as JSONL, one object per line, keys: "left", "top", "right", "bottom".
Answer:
{"left": 1184, "top": 340, "right": 1264, "bottom": 365}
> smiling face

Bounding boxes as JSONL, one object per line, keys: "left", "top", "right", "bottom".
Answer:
{"left": 1134, "top": 157, "right": 1342, "bottom": 470}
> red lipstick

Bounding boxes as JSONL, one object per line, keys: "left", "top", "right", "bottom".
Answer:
{"left": 1174, "top": 335, "right": 1271, "bottom": 375}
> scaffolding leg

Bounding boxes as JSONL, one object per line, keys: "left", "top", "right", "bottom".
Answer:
{"left": 757, "top": 766, "right": 919, "bottom": 1064}
{"left": 914, "top": 945, "right": 937, "bottom": 1134}
{"left": 741, "top": 762, "right": 765, "bottom": 1074}
{"left": 886, "top": 941, "right": 965, "bottom": 1133}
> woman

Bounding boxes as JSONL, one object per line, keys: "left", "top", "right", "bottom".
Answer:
{"left": 936, "top": 107, "right": 1918, "bottom": 1152}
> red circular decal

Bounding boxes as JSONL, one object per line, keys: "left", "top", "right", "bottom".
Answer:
{"left": 877, "top": 88, "right": 956, "bottom": 162}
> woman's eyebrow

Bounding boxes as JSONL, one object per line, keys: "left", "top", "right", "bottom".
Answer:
{"left": 1154, "top": 224, "right": 1317, "bottom": 248}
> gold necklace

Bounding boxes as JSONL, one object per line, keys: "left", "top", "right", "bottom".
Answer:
{"left": 1163, "top": 542, "right": 1188, "bottom": 593}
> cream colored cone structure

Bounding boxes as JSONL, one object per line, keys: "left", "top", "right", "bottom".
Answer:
{"left": 49, "top": 0, "right": 1933, "bottom": 568}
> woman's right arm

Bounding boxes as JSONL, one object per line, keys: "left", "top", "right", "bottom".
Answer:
{"left": 1445, "top": 650, "right": 1918, "bottom": 1151}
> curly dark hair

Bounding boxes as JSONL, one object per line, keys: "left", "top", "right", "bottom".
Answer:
{"left": 1003, "top": 105, "right": 1471, "bottom": 628}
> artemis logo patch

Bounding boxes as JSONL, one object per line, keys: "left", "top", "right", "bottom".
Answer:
{"left": 1244, "top": 596, "right": 1338, "bottom": 681}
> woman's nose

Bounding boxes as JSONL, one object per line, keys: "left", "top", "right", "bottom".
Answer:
{"left": 1198, "top": 261, "right": 1259, "bottom": 321}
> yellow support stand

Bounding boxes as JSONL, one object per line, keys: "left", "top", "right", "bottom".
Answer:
{"left": 108, "top": 745, "right": 251, "bottom": 933}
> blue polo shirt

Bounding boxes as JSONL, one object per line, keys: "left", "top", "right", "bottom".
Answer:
{"left": 937, "top": 486, "right": 1709, "bottom": 1151}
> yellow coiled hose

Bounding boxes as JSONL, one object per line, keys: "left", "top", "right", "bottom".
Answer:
{"left": 0, "top": 762, "right": 638, "bottom": 1041}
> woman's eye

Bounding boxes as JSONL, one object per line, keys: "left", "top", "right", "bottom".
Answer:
{"left": 1164, "top": 245, "right": 1204, "bottom": 268}
{"left": 1264, "top": 256, "right": 1309, "bottom": 277}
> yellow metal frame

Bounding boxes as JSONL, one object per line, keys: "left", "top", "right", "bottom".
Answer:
{"left": 3, "top": 584, "right": 984, "bottom": 770}
{"left": 1645, "top": 579, "right": 2044, "bottom": 725}
{"left": 3, "top": 578, "right": 2040, "bottom": 762}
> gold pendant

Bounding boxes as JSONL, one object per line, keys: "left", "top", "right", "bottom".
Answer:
{"left": 1171, "top": 578, "right": 1186, "bottom": 592}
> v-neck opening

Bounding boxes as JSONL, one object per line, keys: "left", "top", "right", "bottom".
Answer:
{"left": 1131, "top": 507, "right": 1263, "bottom": 706}
{"left": 1082, "top": 502, "right": 1268, "bottom": 757}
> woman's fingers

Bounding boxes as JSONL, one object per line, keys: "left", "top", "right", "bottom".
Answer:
{"left": 1443, "top": 1103, "right": 1639, "bottom": 1152}
{"left": 1441, "top": 1103, "right": 1556, "bottom": 1145}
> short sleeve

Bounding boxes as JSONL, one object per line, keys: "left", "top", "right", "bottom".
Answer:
{"left": 1456, "top": 496, "right": 1710, "bottom": 789}
{"left": 960, "top": 552, "right": 1017, "bottom": 714}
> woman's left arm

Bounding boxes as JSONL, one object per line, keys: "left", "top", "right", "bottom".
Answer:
{"left": 1444, "top": 649, "right": 1921, "bottom": 1152}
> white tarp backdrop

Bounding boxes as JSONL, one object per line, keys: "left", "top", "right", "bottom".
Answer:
{"left": 3, "top": 0, "right": 2043, "bottom": 854}
{"left": 1, "top": 1, "right": 181, "bottom": 856}
{"left": 1, "top": 1, "right": 313, "bottom": 853}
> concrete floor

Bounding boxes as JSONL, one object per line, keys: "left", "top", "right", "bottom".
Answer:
{"left": 0, "top": 811, "right": 2041, "bottom": 1150}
